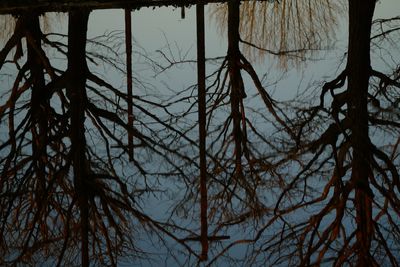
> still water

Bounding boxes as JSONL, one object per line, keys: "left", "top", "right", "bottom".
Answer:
{"left": 1, "top": 0, "right": 400, "bottom": 266}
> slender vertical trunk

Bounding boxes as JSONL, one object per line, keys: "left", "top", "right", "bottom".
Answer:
{"left": 181, "top": 6, "right": 185, "bottom": 19}
{"left": 347, "top": 0, "right": 376, "bottom": 265}
{"left": 227, "top": 0, "right": 244, "bottom": 175}
{"left": 66, "top": 10, "right": 90, "bottom": 267}
{"left": 125, "top": 9, "right": 134, "bottom": 161}
{"left": 26, "top": 14, "right": 47, "bottom": 198}
{"left": 197, "top": 2, "right": 208, "bottom": 261}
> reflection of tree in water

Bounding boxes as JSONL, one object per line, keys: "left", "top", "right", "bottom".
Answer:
{"left": 211, "top": 0, "right": 344, "bottom": 66}
{"left": 0, "top": 10, "right": 201, "bottom": 266}
{"left": 0, "top": 1, "right": 400, "bottom": 266}
{"left": 203, "top": 0, "right": 400, "bottom": 266}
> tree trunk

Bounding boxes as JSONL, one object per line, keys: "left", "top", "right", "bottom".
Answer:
{"left": 125, "top": 9, "right": 134, "bottom": 161}
{"left": 196, "top": 2, "right": 208, "bottom": 261}
{"left": 66, "top": 9, "right": 90, "bottom": 267}
{"left": 228, "top": 0, "right": 244, "bottom": 176}
{"left": 26, "top": 14, "right": 48, "bottom": 200}
{"left": 347, "top": 0, "right": 376, "bottom": 265}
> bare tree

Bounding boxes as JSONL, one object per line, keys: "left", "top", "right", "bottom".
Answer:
{"left": 211, "top": 0, "right": 345, "bottom": 67}
{"left": 0, "top": 10, "right": 204, "bottom": 266}
{"left": 1, "top": 1, "right": 400, "bottom": 266}
{"left": 205, "top": 0, "right": 400, "bottom": 266}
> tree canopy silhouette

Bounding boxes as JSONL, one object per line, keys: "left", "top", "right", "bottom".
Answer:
{"left": 0, "top": 0, "right": 400, "bottom": 266}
